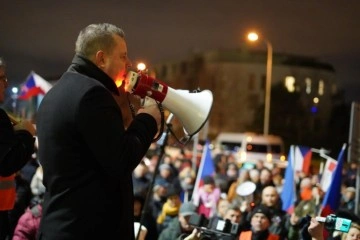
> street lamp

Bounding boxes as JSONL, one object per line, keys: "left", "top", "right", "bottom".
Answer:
{"left": 11, "top": 87, "right": 19, "bottom": 114}
{"left": 247, "top": 32, "right": 273, "bottom": 136}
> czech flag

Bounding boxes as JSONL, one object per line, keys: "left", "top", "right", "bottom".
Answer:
{"left": 18, "top": 72, "right": 52, "bottom": 100}
{"left": 191, "top": 140, "right": 215, "bottom": 201}
{"left": 293, "top": 145, "right": 312, "bottom": 175}
{"left": 281, "top": 145, "right": 296, "bottom": 214}
{"left": 320, "top": 143, "right": 347, "bottom": 217}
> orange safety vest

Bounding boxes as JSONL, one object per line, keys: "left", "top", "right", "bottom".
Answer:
{"left": 0, "top": 174, "right": 16, "bottom": 211}
{"left": 239, "top": 230, "right": 280, "bottom": 240}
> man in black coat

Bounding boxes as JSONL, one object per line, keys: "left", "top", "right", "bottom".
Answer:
{"left": 36, "top": 23, "right": 161, "bottom": 240}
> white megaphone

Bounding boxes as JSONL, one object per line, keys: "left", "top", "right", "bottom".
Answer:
{"left": 236, "top": 181, "right": 256, "bottom": 202}
{"left": 123, "top": 71, "right": 213, "bottom": 136}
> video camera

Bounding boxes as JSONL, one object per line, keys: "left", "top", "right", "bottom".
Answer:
{"left": 316, "top": 214, "right": 352, "bottom": 233}
{"left": 188, "top": 213, "right": 239, "bottom": 240}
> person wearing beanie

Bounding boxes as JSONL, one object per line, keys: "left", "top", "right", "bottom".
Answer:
{"left": 158, "top": 202, "right": 197, "bottom": 240}
{"left": 239, "top": 205, "right": 280, "bottom": 240}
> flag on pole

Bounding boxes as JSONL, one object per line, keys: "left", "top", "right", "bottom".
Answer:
{"left": 319, "top": 158, "right": 337, "bottom": 192}
{"left": 18, "top": 72, "right": 52, "bottom": 100}
{"left": 191, "top": 140, "right": 215, "bottom": 201}
{"left": 293, "top": 145, "right": 312, "bottom": 174}
{"left": 281, "top": 145, "right": 296, "bottom": 214}
{"left": 320, "top": 143, "right": 347, "bottom": 217}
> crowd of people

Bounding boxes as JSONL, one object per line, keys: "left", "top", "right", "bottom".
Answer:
{"left": 131, "top": 145, "right": 359, "bottom": 240}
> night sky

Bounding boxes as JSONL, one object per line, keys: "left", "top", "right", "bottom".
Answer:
{"left": 1, "top": 0, "right": 360, "bottom": 101}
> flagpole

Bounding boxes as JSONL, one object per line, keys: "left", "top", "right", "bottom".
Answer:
{"left": 192, "top": 133, "right": 199, "bottom": 171}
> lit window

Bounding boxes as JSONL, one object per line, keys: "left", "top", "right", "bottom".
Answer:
{"left": 285, "top": 76, "right": 295, "bottom": 92}
{"left": 318, "top": 80, "right": 324, "bottom": 96}
{"left": 305, "top": 78, "right": 311, "bottom": 94}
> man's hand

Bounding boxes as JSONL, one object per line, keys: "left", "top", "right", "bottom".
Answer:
{"left": 308, "top": 217, "right": 324, "bottom": 240}
{"left": 14, "top": 120, "right": 36, "bottom": 136}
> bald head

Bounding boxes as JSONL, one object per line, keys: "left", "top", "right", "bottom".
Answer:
{"left": 261, "top": 186, "right": 279, "bottom": 207}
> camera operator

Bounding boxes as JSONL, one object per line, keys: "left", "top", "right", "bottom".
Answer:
{"left": 158, "top": 202, "right": 197, "bottom": 240}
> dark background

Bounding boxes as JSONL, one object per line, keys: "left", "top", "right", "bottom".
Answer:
{"left": 1, "top": 0, "right": 360, "bottom": 102}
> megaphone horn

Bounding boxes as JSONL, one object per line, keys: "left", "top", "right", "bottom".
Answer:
{"left": 124, "top": 71, "right": 213, "bottom": 136}
{"left": 236, "top": 181, "right": 256, "bottom": 197}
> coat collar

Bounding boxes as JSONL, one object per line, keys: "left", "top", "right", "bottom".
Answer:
{"left": 68, "top": 54, "right": 119, "bottom": 96}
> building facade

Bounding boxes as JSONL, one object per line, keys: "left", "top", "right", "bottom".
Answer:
{"left": 152, "top": 48, "right": 337, "bottom": 140}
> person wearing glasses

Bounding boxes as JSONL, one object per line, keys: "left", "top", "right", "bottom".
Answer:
{"left": 0, "top": 57, "right": 36, "bottom": 240}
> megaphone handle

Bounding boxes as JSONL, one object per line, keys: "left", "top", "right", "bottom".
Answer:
{"left": 151, "top": 102, "right": 165, "bottom": 143}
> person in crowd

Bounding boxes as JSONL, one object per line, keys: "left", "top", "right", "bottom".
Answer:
{"left": 208, "top": 198, "right": 230, "bottom": 230}
{"left": 225, "top": 162, "right": 239, "bottom": 191}
{"left": 162, "top": 154, "right": 179, "bottom": 177}
{"left": 213, "top": 153, "right": 229, "bottom": 192}
{"left": 272, "top": 174, "right": 283, "bottom": 195}
{"left": 0, "top": 57, "right": 36, "bottom": 240}
{"left": 8, "top": 172, "right": 33, "bottom": 240}
{"left": 193, "top": 175, "right": 221, "bottom": 218}
{"left": 343, "top": 161, "right": 358, "bottom": 187}
{"left": 134, "top": 194, "right": 158, "bottom": 240}
{"left": 258, "top": 186, "right": 288, "bottom": 240}
{"left": 178, "top": 165, "right": 196, "bottom": 202}
{"left": 157, "top": 187, "right": 182, "bottom": 233}
{"left": 249, "top": 169, "right": 260, "bottom": 185}
{"left": 254, "top": 168, "right": 274, "bottom": 204}
{"left": 298, "top": 177, "right": 313, "bottom": 204}
{"left": 223, "top": 204, "right": 242, "bottom": 225}
{"left": 341, "top": 222, "right": 360, "bottom": 240}
{"left": 222, "top": 203, "right": 248, "bottom": 236}
{"left": 239, "top": 205, "right": 280, "bottom": 240}
{"left": 155, "top": 163, "right": 182, "bottom": 194}
{"left": 12, "top": 200, "right": 43, "bottom": 240}
{"left": 255, "top": 160, "right": 265, "bottom": 172}
{"left": 149, "top": 178, "right": 170, "bottom": 221}
{"left": 158, "top": 202, "right": 197, "bottom": 240}
{"left": 36, "top": 23, "right": 161, "bottom": 239}
{"left": 227, "top": 169, "right": 250, "bottom": 204}
{"left": 133, "top": 160, "right": 151, "bottom": 198}
{"left": 288, "top": 185, "right": 324, "bottom": 240}
{"left": 340, "top": 187, "right": 356, "bottom": 212}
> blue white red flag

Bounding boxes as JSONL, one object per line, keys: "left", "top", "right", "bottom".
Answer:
{"left": 293, "top": 145, "right": 312, "bottom": 174}
{"left": 18, "top": 72, "right": 52, "bottom": 100}
{"left": 320, "top": 143, "right": 347, "bottom": 217}
{"left": 281, "top": 145, "right": 296, "bottom": 214}
{"left": 191, "top": 140, "right": 215, "bottom": 201}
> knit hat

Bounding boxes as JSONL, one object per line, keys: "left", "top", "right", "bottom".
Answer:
{"left": 179, "top": 202, "right": 197, "bottom": 217}
{"left": 251, "top": 205, "right": 272, "bottom": 221}
{"left": 159, "top": 163, "right": 172, "bottom": 172}
{"left": 202, "top": 175, "right": 215, "bottom": 185}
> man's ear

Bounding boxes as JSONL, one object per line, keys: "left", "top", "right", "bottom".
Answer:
{"left": 94, "top": 51, "right": 106, "bottom": 69}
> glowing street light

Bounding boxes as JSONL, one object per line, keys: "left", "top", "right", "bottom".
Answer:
{"left": 137, "top": 62, "right": 146, "bottom": 71}
{"left": 247, "top": 31, "right": 273, "bottom": 136}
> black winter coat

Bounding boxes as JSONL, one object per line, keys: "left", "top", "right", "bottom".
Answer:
{"left": 0, "top": 108, "right": 34, "bottom": 176}
{"left": 36, "top": 55, "right": 157, "bottom": 240}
